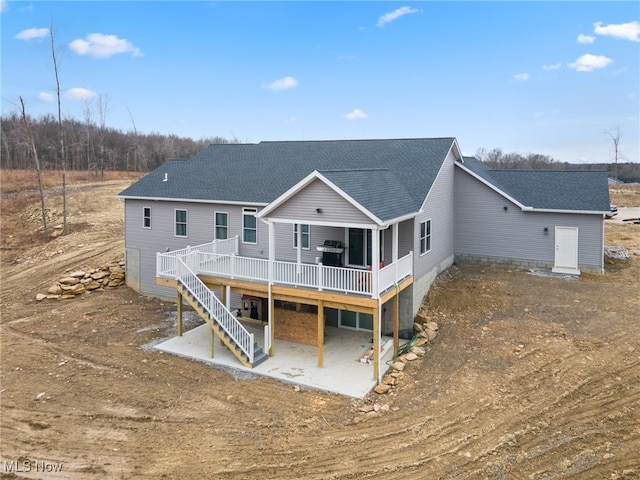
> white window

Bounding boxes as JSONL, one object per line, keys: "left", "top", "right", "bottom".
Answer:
{"left": 420, "top": 219, "right": 431, "bottom": 255}
{"left": 214, "top": 211, "right": 228, "bottom": 240}
{"left": 143, "top": 207, "right": 151, "bottom": 229}
{"left": 242, "top": 208, "right": 257, "bottom": 244}
{"left": 293, "top": 224, "right": 310, "bottom": 249}
{"left": 175, "top": 209, "right": 188, "bottom": 237}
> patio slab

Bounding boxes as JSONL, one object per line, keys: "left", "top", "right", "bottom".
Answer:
{"left": 154, "top": 323, "right": 396, "bottom": 398}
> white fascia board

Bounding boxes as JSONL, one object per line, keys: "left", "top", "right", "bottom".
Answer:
{"left": 522, "top": 207, "right": 608, "bottom": 215}
{"left": 263, "top": 217, "right": 379, "bottom": 229}
{"left": 256, "top": 170, "right": 385, "bottom": 226}
{"left": 116, "top": 195, "right": 267, "bottom": 207}
{"left": 455, "top": 161, "right": 528, "bottom": 210}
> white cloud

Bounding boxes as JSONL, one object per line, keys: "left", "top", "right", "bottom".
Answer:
{"left": 568, "top": 54, "right": 613, "bottom": 72}
{"left": 542, "top": 62, "right": 562, "bottom": 71}
{"left": 377, "top": 6, "right": 418, "bottom": 28}
{"left": 514, "top": 73, "right": 530, "bottom": 81}
{"left": 343, "top": 108, "right": 368, "bottom": 121}
{"left": 64, "top": 87, "right": 97, "bottom": 100}
{"left": 594, "top": 21, "right": 640, "bottom": 42}
{"left": 69, "top": 33, "right": 142, "bottom": 58}
{"left": 15, "top": 27, "right": 49, "bottom": 40}
{"left": 264, "top": 76, "right": 299, "bottom": 91}
{"left": 38, "top": 92, "right": 54, "bottom": 102}
{"left": 1, "top": 0, "right": 7, "bottom": 13}
{"left": 577, "top": 34, "right": 595, "bottom": 44}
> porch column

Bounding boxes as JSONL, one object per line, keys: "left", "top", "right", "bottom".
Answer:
{"left": 296, "top": 223, "right": 302, "bottom": 270}
{"left": 371, "top": 227, "right": 380, "bottom": 297}
{"left": 317, "top": 300, "right": 324, "bottom": 367}
{"left": 177, "top": 290, "right": 183, "bottom": 336}
{"left": 392, "top": 223, "right": 398, "bottom": 263}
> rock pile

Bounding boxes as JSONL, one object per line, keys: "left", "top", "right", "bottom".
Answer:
{"left": 35, "top": 259, "right": 126, "bottom": 301}
{"left": 372, "top": 320, "right": 439, "bottom": 397}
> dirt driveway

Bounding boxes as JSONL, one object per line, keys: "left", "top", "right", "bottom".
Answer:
{"left": 1, "top": 175, "right": 639, "bottom": 479}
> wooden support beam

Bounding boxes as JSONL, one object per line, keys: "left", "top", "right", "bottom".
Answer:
{"left": 177, "top": 290, "right": 183, "bottom": 337}
{"left": 269, "top": 295, "right": 275, "bottom": 356}
{"left": 220, "top": 285, "right": 227, "bottom": 307}
{"left": 380, "top": 275, "right": 413, "bottom": 304}
{"left": 393, "top": 293, "right": 399, "bottom": 355}
{"left": 209, "top": 328, "right": 216, "bottom": 358}
{"left": 373, "top": 305, "right": 380, "bottom": 381}
{"left": 317, "top": 300, "right": 324, "bottom": 368}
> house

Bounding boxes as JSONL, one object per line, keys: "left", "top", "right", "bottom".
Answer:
{"left": 117, "top": 138, "right": 610, "bottom": 383}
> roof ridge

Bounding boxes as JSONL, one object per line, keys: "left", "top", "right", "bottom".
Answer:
{"left": 258, "top": 137, "right": 455, "bottom": 144}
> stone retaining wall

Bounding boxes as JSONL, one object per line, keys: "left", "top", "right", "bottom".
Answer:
{"left": 35, "top": 259, "right": 126, "bottom": 301}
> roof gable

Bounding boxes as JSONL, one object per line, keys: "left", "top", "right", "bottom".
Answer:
{"left": 458, "top": 157, "right": 610, "bottom": 213}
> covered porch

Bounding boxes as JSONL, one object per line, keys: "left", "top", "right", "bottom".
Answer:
{"left": 153, "top": 321, "right": 398, "bottom": 398}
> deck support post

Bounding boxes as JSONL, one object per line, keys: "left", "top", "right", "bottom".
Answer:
{"left": 210, "top": 327, "right": 214, "bottom": 358}
{"left": 177, "top": 290, "right": 183, "bottom": 337}
{"left": 393, "top": 289, "right": 399, "bottom": 354}
{"left": 317, "top": 300, "right": 324, "bottom": 367}
{"left": 373, "top": 304, "right": 380, "bottom": 381}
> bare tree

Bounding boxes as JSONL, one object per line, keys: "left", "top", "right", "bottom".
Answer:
{"left": 127, "top": 107, "right": 138, "bottom": 172}
{"left": 97, "top": 94, "right": 112, "bottom": 179}
{"left": 82, "top": 98, "right": 95, "bottom": 173}
{"left": 50, "top": 25, "right": 68, "bottom": 234}
{"left": 19, "top": 97, "right": 49, "bottom": 240}
{"left": 606, "top": 126, "right": 623, "bottom": 183}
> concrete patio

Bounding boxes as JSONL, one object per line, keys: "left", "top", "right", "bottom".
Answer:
{"left": 154, "top": 322, "right": 397, "bottom": 398}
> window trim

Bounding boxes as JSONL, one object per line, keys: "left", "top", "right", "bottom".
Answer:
{"left": 142, "top": 206, "right": 151, "bottom": 229}
{"left": 420, "top": 219, "right": 432, "bottom": 256}
{"left": 175, "top": 209, "right": 188, "bottom": 238}
{"left": 242, "top": 207, "right": 258, "bottom": 244}
{"left": 214, "top": 211, "right": 229, "bottom": 240}
{"left": 293, "top": 224, "right": 310, "bottom": 250}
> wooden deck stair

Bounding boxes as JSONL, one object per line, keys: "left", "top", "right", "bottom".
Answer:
{"left": 176, "top": 280, "right": 268, "bottom": 369}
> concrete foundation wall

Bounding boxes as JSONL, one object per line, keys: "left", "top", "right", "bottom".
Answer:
{"left": 454, "top": 253, "right": 602, "bottom": 274}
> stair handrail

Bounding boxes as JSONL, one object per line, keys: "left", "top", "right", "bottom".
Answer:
{"left": 176, "top": 253, "right": 254, "bottom": 364}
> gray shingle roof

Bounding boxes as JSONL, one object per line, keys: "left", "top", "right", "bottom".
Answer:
{"left": 460, "top": 156, "right": 610, "bottom": 212}
{"left": 118, "top": 138, "right": 456, "bottom": 222}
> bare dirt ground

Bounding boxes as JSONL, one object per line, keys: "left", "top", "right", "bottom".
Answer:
{"left": 1, "top": 172, "right": 639, "bottom": 479}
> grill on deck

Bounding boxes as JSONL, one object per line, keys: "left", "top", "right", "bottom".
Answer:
{"left": 316, "top": 240, "right": 344, "bottom": 267}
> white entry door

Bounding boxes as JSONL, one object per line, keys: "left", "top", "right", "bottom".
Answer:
{"left": 552, "top": 226, "right": 580, "bottom": 275}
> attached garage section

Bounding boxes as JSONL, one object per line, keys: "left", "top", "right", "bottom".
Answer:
{"left": 454, "top": 164, "right": 605, "bottom": 274}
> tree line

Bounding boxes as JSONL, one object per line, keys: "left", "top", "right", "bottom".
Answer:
{"left": 2, "top": 112, "right": 638, "bottom": 183}
{"left": 475, "top": 147, "right": 640, "bottom": 183}
{"left": 1, "top": 111, "right": 236, "bottom": 174}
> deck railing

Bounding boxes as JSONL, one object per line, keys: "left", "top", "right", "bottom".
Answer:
{"left": 157, "top": 237, "right": 239, "bottom": 278}
{"left": 158, "top": 240, "right": 412, "bottom": 297}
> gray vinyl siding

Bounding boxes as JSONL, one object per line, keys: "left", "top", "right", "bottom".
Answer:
{"left": 273, "top": 223, "right": 343, "bottom": 263}
{"left": 269, "top": 179, "right": 374, "bottom": 226}
{"left": 454, "top": 168, "right": 604, "bottom": 270}
{"left": 413, "top": 150, "right": 456, "bottom": 280}
{"left": 125, "top": 199, "right": 270, "bottom": 297}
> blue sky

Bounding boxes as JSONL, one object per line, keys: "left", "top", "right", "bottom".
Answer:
{"left": 2, "top": 1, "right": 639, "bottom": 164}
